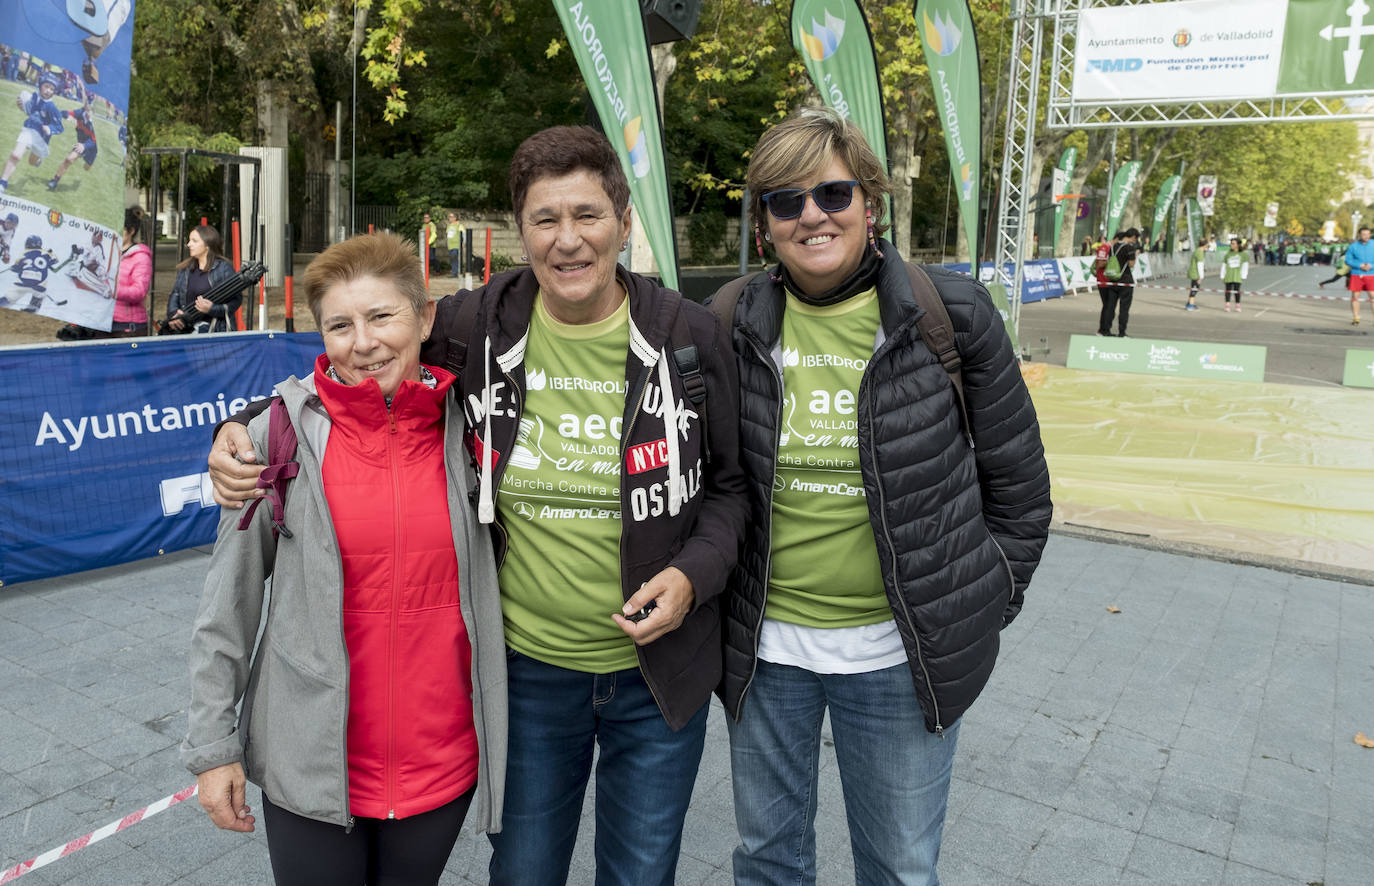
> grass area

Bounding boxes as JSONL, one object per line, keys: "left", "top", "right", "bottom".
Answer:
{"left": 0, "top": 78, "right": 124, "bottom": 231}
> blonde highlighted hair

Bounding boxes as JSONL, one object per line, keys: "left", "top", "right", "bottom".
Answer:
{"left": 747, "top": 106, "right": 892, "bottom": 237}
{"left": 302, "top": 232, "right": 428, "bottom": 325}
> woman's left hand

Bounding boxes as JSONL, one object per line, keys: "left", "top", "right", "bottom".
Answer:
{"left": 194, "top": 296, "right": 213, "bottom": 314}
{"left": 612, "top": 566, "right": 695, "bottom": 646}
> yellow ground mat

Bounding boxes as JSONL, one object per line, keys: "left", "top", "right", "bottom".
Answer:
{"left": 1024, "top": 364, "right": 1374, "bottom": 573}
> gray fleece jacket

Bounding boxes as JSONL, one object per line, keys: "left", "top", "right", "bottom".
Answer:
{"left": 181, "top": 372, "right": 507, "bottom": 832}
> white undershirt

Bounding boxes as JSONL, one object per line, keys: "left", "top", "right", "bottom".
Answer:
{"left": 757, "top": 616, "right": 908, "bottom": 675}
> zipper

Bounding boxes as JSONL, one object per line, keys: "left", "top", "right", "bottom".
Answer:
{"left": 448, "top": 412, "right": 494, "bottom": 827}
{"left": 385, "top": 405, "right": 401, "bottom": 819}
{"left": 620, "top": 363, "right": 671, "bottom": 717}
{"left": 484, "top": 367, "right": 523, "bottom": 572}
{"left": 734, "top": 330, "right": 782, "bottom": 719}
{"left": 304, "top": 404, "right": 355, "bottom": 831}
{"left": 863, "top": 331, "right": 943, "bottom": 736}
{"left": 991, "top": 537, "right": 1016, "bottom": 610}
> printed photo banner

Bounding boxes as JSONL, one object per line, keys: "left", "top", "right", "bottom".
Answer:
{"left": 1264, "top": 201, "right": 1280, "bottom": 227}
{"left": 1, "top": 0, "right": 134, "bottom": 331}
{"left": 1197, "top": 174, "right": 1217, "bottom": 216}
{"left": 1072, "top": 0, "right": 1374, "bottom": 103}
{"left": 0, "top": 332, "right": 324, "bottom": 585}
{"left": 1053, "top": 146, "right": 1077, "bottom": 250}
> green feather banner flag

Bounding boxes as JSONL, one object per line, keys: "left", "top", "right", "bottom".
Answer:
{"left": 554, "top": 1, "right": 678, "bottom": 289}
{"left": 1151, "top": 175, "right": 1182, "bottom": 244}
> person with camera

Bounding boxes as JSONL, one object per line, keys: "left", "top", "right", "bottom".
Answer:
{"left": 165, "top": 223, "right": 237, "bottom": 332}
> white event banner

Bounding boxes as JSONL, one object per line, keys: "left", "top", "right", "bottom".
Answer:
{"left": 1073, "top": 0, "right": 1287, "bottom": 103}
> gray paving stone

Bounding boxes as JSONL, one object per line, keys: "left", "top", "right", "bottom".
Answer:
{"left": 0, "top": 797, "right": 90, "bottom": 869}
{"left": 1227, "top": 798, "right": 1326, "bottom": 882}
{"left": 1218, "top": 859, "right": 1304, "bottom": 884}
{"left": 1124, "top": 833, "right": 1226, "bottom": 883}
{"left": 1017, "top": 843, "right": 1124, "bottom": 886}
{"left": 13, "top": 747, "right": 115, "bottom": 797}
{"left": 1035, "top": 808, "right": 1137, "bottom": 869}
{"left": 4, "top": 533, "right": 1370, "bottom": 885}
{"left": 1138, "top": 775, "right": 1239, "bottom": 856}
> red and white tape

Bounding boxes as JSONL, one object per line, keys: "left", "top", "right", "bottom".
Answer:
{"left": 0, "top": 785, "right": 198, "bottom": 883}
{"left": 1141, "top": 280, "right": 1352, "bottom": 302}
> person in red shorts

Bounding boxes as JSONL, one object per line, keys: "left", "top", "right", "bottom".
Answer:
{"left": 1344, "top": 226, "right": 1374, "bottom": 325}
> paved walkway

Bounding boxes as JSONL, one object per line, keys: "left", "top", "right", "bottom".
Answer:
{"left": 1, "top": 534, "right": 1371, "bottom": 885}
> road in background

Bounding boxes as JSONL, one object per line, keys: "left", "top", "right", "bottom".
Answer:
{"left": 1018, "top": 263, "right": 1371, "bottom": 387}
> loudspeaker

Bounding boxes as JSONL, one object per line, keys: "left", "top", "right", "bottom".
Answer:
{"left": 639, "top": 0, "right": 702, "bottom": 44}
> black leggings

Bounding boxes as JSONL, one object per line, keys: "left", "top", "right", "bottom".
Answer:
{"left": 261, "top": 789, "right": 474, "bottom": 886}
{"left": 1225, "top": 282, "right": 1241, "bottom": 303}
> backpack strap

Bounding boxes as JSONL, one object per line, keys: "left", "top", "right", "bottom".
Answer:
{"left": 236, "top": 397, "right": 300, "bottom": 539}
{"left": 439, "top": 290, "right": 485, "bottom": 379}
{"left": 705, "top": 272, "right": 759, "bottom": 330}
{"left": 670, "top": 302, "right": 709, "bottom": 462}
{"left": 904, "top": 263, "right": 973, "bottom": 447}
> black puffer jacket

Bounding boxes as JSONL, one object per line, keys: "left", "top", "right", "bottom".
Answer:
{"left": 718, "top": 241, "right": 1052, "bottom": 733}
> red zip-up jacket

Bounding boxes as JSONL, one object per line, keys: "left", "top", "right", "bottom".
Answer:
{"left": 313, "top": 355, "right": 478, "bottom": 819}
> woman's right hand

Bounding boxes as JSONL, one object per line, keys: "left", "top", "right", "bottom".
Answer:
{"left": 196, "top": 763, "right": 255, "bottom": 832}
{"left": 209, "top": 423, "right": 266, "bottom": 508}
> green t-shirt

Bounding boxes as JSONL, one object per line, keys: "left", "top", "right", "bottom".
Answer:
{"left": 767, "top": 289, "right": 888, "bottom": 628}
{"left": 497, "top": 293, "right": 637, "bottom": 673}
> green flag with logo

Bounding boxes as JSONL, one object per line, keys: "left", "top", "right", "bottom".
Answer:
{"left": 1105, "top": 160, "right": 1142, "bottom": 239}
{"left": 1151, "top": 175, "right": 1181, "bottom": 241}
{"left": 1279, "top": 0, "right": 1374, "bottom": 95}
{"left": 790, "top": 0, "right": 890, "bottom": 225}
{"left": 1186, "top": 197, "right": 1205, "bottom": 248}
{"left": 554, "top": 1, "right": 678, "bottom": 290}
{"left": 1053, "top": 146, "right": 1077, "bottom": 253}
{"left": 915, "top": 0, "right": 982, "bottom": 262}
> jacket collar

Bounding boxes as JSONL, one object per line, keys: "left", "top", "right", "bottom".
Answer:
{"left": 309, "top": 352, "right": 453, "bottom": 437}
{"left": 481, "top": 265, "right": 676, "bottom": 372}
{"left": 736, "top": 238, "right": 915, "bottom": 346}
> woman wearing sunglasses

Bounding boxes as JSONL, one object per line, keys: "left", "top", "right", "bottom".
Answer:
{"left": 712, "top": 107, "right": 1052, "bottom": 885}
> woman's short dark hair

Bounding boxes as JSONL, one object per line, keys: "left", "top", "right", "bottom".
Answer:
{"left": 508, "top": 126, "right": 630, "bottom": 227}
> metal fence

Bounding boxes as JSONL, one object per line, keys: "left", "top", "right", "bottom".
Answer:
{"left": 351, "top": 205, "right": 400, "bottom": 236}
{"left": 293, "top": 173, "right": 332, "bottom": 253}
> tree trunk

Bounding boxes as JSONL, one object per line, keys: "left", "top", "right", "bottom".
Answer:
{"left": 1123, "top": 129, "right": 1177, "bottom": 234}
{"left": 888, "top": 108, "right": 916, "bottom": 260}
{"left": 1055, "top": 130, "right": 1111, "bottom": 256}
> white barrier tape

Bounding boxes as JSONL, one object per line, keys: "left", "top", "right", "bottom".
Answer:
{"left": 0, "top": 785, "right": 198, "bottom": 883}
{"left": 1128, "top": 280, "right": 1352, "bottom": 303}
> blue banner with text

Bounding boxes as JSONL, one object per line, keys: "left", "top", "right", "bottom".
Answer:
{"left": 0, "top": 332, "right": 322, "bottom": 585}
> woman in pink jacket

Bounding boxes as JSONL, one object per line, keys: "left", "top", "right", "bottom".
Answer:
{"left": 112, "top": 206, "right": 151, "bottom": 335}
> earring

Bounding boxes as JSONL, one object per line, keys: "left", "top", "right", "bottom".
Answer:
{"left": 866, "top": 205, "right": 879, "bottom": 255}
{"left": 754, "top": 221, "right": 766, "bottom": 260}
{"left": 520, "top": 253, "right": 527, "bottom": 262}
{"left": 620, "top": 241, "right": 628, "bottom": 251}
{"left": 763, "top": 232, "right": 772, "bottom": 242}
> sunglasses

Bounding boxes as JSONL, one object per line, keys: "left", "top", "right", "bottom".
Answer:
{"left": 761, "top": 180, "right": 860, "bottom": 220}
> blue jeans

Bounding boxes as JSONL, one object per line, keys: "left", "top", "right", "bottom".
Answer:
{"left": 488, "top": 649, "right": 709, "bottom": 886}
{"left": 727, "top": 660, "right": 961, "bottom": 886}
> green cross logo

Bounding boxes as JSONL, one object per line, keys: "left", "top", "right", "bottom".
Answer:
{"left": 1320, "top": 0, "right": 1374, "bottom": 84}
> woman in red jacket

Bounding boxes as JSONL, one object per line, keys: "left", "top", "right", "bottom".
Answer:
{"left": 185, "top": 233, "right": 506, "bottom": 885}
